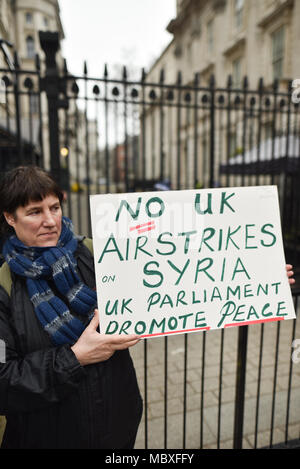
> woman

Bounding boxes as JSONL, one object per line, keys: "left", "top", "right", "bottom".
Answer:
{"left": 0, "top": 166, "right": 142, "bottom": 449}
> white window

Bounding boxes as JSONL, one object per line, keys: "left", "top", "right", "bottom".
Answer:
{"left": 272, "top": 26, "right": 285, "bottom": 80}
{"left": 26, "top": 36, "right": 35, "bottom": 59}
{"left": 233, "top": 57, "right": 242, "bottom": 88}
{"left": 29, "top": 94, "right": 39, "bottom": 114}
{"left": 207, "top": 19, "right": 214, "bottom": 54}
{"left": 25, "top": 12, "right": 33, "bottom": 24}
{"left": 235, "top": 0, "right": 244, "bottom": 29}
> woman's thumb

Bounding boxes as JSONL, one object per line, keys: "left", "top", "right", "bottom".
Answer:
{"left": 89, "top": 309, "right": 100, "bottom": 329}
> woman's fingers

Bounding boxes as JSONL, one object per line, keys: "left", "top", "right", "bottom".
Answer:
{"left": 286, "top": 264, "right": 295, "bottom": 285}
{"left": 88, "top": 309, "right": 100, "bottom": 329}
{"left": 108, "top": 334, "right": 141, "bottom": 350}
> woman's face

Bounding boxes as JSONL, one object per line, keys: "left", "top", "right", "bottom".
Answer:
{"left": 4, "top": 194, "right": 62, "bottom": 247}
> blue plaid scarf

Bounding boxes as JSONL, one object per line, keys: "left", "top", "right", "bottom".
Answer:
{"left": 3, "top": 217, "right": 97, "bottom": 346}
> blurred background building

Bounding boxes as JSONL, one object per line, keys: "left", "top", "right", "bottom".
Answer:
{"left": 0, "top": 0, "right": 99, "bottom": 190}
{"left": 142, "top": 0, "right": 300, "bottom": 190}
{"left": 148, "top": 0, "right": 299, "bottom": 88}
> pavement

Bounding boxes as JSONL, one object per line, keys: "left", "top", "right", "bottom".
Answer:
{"left": 131, "top": 309, "right": 300, "bottom": 449}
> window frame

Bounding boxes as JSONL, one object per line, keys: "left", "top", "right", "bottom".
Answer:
{"left": 271, "top": 25, "right": 285, "bottom": 80}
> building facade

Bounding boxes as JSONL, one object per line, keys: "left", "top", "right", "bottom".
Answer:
{"left": 148, "top": 0, "right": 299, "bottom": 88}
{"left": 141, "top": 0, "right": 299, "bottom": 189}
{"left": 0, "top": 0, "right": 101, "bottom": 190}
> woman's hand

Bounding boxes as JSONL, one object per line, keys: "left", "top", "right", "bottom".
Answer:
{"left": 71, "top": 309, "right": 140, "bottom": 366}
{"left": 286, "top": 264, "right": 295, "bottom": 285}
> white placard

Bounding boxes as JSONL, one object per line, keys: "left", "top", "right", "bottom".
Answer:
{"left": 90, "top": 186, "right": 296, "bottom": 338}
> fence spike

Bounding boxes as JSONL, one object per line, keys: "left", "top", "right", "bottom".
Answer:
{"left": 243, "top": 76, "right": 248, "bottom": 89}
{"left": 273, "top": 78, "right": 279, "bottom": 92}
{"left": 141, "top": 67, "right": 145, "bottom": 82}
{"left": 63, "top": 58, "right": 68, "bottom": 74}
{"left": 123, "top": 65, "right": 127, "bottom": 80}
{"left": 177, "top": 71, "right": 182, "bottom": 85}
{"left": 104, "top": 63, "right": 108, "bottom": 78}
{"left": 227, "top": 74, "right": 232, "bottom": 88}
{"left": 287, "top": 79, "right": 293, "bottom": 93}
{"left": 13, "top": 50, "right": 20, "bottom": 69}
{"left": 83, "top": 60, "right": 88, "bottom": 75}
{"left": 159, "top": 68, "right": 165, "bottom": 83}
{"left": 35, "top": 53, "right": 40, "bottom": 71}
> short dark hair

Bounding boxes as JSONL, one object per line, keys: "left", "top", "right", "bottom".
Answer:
{"left": 0, "top": 166, "right": 64, "bottom": 236}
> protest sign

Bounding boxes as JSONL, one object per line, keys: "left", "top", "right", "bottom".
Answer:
{"left": 90, "top": 186, "right": 296, "bottom": 338}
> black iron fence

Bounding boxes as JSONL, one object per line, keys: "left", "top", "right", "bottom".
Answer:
{"left": 0, "top": 31, "right": 300, "bottom": 449}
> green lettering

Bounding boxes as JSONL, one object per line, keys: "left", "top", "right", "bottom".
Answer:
{"left": 147, "top": 292, "right": 161, "bottom": 311}
{"left": 262, "top": 303, "right": 272, "bottom": 317}
{"left": 195, "top": 312, "right": 207, "bottom": 328}
{"left": 220, "top": 192, "right": 236, "bottom": 214}
{"left": 247, "top": 305, "right": 259, "bottom": 320}
{"left": 276, "top": 301, "right": 287, "bottom": 317}
{"left": 232, "top": 257, "right": 250, "bottom": 281}
{"left": 134, "top": 321, "right": 146, "bottom": 335}
{"left": 105, "top": 299, "right": 118, "bottom": 315}
{"left": 119, "top": 321, "right": 132, "bottom": 334}
{"left": 143, "top": 261, "right": 164, "bottom": 288}
{"left": 257, "top": 283, "right": 269, "bottom": 296}
{"left": 198, "top": 228, "right": 215, "bottom": 252}
{"left": 98, "top": 234, "right": 123, "bottom": 263}
{"left": 121, "top": 298, "right": 133, "bottom": 314}
{"left": 156, "top": 232, "right": 176, "bottom": 256}
{"left": 167, "top": 259, "right": 190, "bottom": 285}
{"left": 217, "top": 301, "right": 236, "bottom": 328}
{"left": 160, "top": 294, "right": 174, "bottom": 308}
{"left": 232, "top": 304, "right": 246, "bottom": 322}
{"left": 178, "top": 230, "right": 197, "bottom": 254}
{"left": 134, "top": 236, "right": 153, "bottom": 260}
{"left": 178, "top": 313, "right": 193, "bottom": 328}
{"left": 168, "top": 316, "right": 178, "bottom": 330}
{"left": 145, "top": 197, "right": 165, "bottom": 218}
{"left": 105, "top": 321, "right": 119, "bottom": 334}
{"left": 115, "top": 198, "right": 141, "bottom": 221}
{"left": 226, "top": 285, "right": 241, "bottom": 300}
{"left": 261, "top": 224, "right": 276, "bottom": 247}
{"left": 211, "top": 286, "right": 222, "bottom": 301}
{"left": 245, "top": 224, "right": 258, "bottom": 249}
{"left": 194, "top": 258, "right": 214, "bottom": 283}
{"left": 149, "top": 317, "right": 166, "bottom": 334}
{"left": 194, "top": 193, "right": 213, "bottom": 214}
{"left": 244, "top": 284, "right": 254, "bottom": 298}
{"left": 176, "top": 290, "right": 187, "bottom": 307}
{"left": 225, "top": 225, "right": 241, "bottom": 250}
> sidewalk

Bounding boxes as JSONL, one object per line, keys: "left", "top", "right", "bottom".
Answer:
{"left": 131, "top": 313, "right": 300, "bottom": 449}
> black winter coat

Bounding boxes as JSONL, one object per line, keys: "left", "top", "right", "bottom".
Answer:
{"left": 0, "top": 240, "right": 143, "bottom": 449}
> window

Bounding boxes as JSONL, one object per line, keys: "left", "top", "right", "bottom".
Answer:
{"left": 29, "top": 94, "right": 39, "bottom": 114}
{"left": 229, "top": 132, "right": 238, "bottom": 158}
{"left": 25, "top": 12, "right": 33, "bottom": 24}
{"left": 207, "top": 19, "right": 214, "bottom": 54}
{"left": 234, "top": 0, "right": 244, "bottom": 29}
{"left": 43, "top": 16, "right": 49, "bottom": 28}
{"left": 272, "top": 26, "right": 285, "bottom": 80}
{"left": 26, "top": 36, "right": 35, "bottom": 59}
{"left": 233, "top": 57, "right": 242, "bottom": 88}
